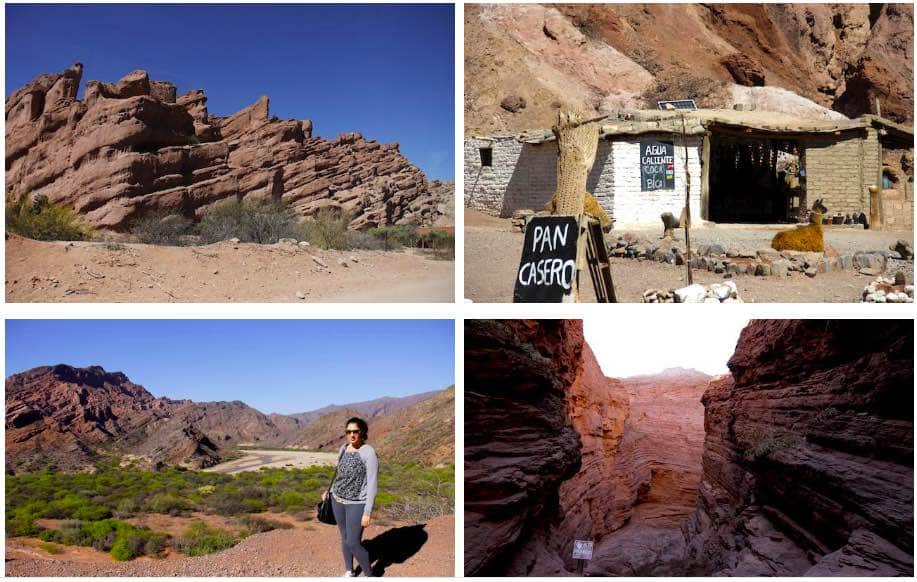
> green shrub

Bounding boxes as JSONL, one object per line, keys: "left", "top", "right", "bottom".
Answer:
{"left": 130, "top": 212, "right": 194, "bottom": 245}
{"left": 368, "top": 225, "right": 418, "bottom": 250}
{"left": 278, "top": 490, "right": 305, "bottom": 511}
{"left": 198, "top": 199, "right": 300, "bottom": 244}
{"left": 175, "top": 521, "right": 238, "bottom": 556}
{"left": 5, "top": 192, "right": 91, "bottom": 241}
{"left": 238, "top": 515, "right": 292, "bottom": 535}
{"left": 302, "top": 209, "right": 351, "bottom": 250}
{"left": 744, "top": 431, "right": 804, "bottom": 461}
{"left": 148, "top": 492, "right": 188, "bottom": 515}
{"left": 39, "top": 541, "right": 64, "bottom": 555}
{"left": 110, "top": 535, "right": 134, "bottom": 561}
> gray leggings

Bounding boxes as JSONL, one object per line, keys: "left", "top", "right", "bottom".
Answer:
{"left": 331, "top": 497, "right": 373, "bottom": 576}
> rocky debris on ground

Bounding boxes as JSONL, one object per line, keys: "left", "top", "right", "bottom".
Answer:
{"left": 608, "top": 232, "right": 903, "bottom": 279}
{"left": 643, "top": 281, "right": 743, "bottom": 303}
{"left": 6, "top": 65, "right": 453, "bottom": 232}
{"left": 861, "top": 274, "right": 915, "bottom": 303}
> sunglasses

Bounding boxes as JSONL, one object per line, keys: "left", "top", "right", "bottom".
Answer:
{"left": 345, "top": 429, "right": 362, "bottom": 435}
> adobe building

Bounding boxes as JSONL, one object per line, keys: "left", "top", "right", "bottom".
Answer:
{"left": 464, "top": 109, "right": 913, "bottom": 228}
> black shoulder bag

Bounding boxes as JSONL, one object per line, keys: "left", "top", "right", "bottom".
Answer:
{"left": 317, "top": 447, "right": 345, "bottom": 525}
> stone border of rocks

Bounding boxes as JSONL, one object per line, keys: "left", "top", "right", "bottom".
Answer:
{"left": 608, "top": 234, "right": 912, "bottom": 279}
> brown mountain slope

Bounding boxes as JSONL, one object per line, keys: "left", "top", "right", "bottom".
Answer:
{"left": 465, "top": 3, "right": 913, "bottom": 134}
{"left": 373, "top": 386, "right": 455, "bottom": 466}
{"left": 6, "top": 365, "right": 302, "bottom": 472}
{"left": 290, "top": 387, "right": 455, "bottom": 466}
{"left": 286, "top": 389, "right": 442, "bottom": 425}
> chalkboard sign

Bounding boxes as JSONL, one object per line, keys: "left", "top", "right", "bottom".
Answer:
{"left": 640, "top": 140, "right": 675, "bottom": 191}
{"left": 513, "top": 216, "right": 579, "bottom": 303}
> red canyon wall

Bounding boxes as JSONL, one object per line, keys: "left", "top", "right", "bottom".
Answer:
{"left": 464, "top": 320, "right": 709, "bottom": 576}
{"left": 684, "top": 320, "right": 914, "bottom": 576}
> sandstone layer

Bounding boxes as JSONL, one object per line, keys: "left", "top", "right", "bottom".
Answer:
{"left": 6, "top": 65, "right": 451, "bottom": 232}
{"left": 464, "top": 320, "right": 583, "bottom": 576}
{"left": 464, "top": 320, "right": 710, "bottom": 576}
{"left": 683, "top": 319, "right": 914, "bottom": 576}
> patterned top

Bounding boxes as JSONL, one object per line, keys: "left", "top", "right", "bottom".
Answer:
{"left": 330, "top": 444, "right": 379, "bottom": 515}
{"left": 332, "top": 451, "right": 366, "bottom": 501}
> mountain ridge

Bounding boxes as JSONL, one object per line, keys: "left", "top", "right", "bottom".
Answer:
{"left": 5, "top": 364, "right": 452, "bottom": 472}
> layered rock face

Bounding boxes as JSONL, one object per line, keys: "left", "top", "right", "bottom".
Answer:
{"left": 464, "top": 320, "right": 584, "bottom": 575}
{"left": 5, "top": 64, "right": 451, "bottom": 231}
{"left": 584, "top": 368, "right": 709, "bottom": 576}
{"left": 464, "top": 320, "right": 710, "bottom": 576}
{"left": 684, "top": 320, "right": 914, "bottom": 576}
{"left": 6, "top": 364, "right": 298, "bottom": 471}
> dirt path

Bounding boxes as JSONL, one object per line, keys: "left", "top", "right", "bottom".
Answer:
{"left": 5, "top": 236, "right": 454, "bottom": 303}
{"left": 464, "top": 216, "right": 913, "bottom": 303}
{"left": 5, "top": 515, "right": 454, "bottom": 577}
{"left": 205, "top": 450, "right": 338, "bottom": 474}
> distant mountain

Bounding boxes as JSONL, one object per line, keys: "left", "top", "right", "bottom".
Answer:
{"left": 286, "top": 390, "right": 442, "bottom": 424}
{"left": 5, "top": 364, "right": 452, "bottom": 473}
{"left": 373, "top": 386, "right": 455, "bottom": 466}
{"left": 291, "top": 387, "right": 456, "bottom": 467}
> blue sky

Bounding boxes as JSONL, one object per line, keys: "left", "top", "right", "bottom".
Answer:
{"left": 6, "top": 320, "right": 455, "bottom": 414}
{"left": 5, "top": 3, "right": 454, "bottom": 180}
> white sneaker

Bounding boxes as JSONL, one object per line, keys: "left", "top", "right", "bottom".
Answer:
{"left": 343, "top": 571, "right": 354, "bottom": 578}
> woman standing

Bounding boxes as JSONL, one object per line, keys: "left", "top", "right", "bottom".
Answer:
{"left": 324, "top": 417, "right": 378, "bottom": 577}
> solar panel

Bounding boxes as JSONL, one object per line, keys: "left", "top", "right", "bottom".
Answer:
{"left": 657, "top": 100, "right": 698, "bottom": 111}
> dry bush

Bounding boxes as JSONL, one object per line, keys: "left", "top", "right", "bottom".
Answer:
{"left": 302, "top": 209, "right": 351, "bottom": 250}
{"left": 130, "top": 212, "right": 193, "bottom": 246}
{"left": 198, "top": 199, "right": 300, "bottom": 244}
{"left": 641, "top": 70, "right": 728, "bottom": 109}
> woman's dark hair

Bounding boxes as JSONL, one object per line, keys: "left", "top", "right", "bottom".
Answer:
{"left": 345, "top": 417, "right": 369, "bottom": 440}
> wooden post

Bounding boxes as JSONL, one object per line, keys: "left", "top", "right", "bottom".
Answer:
{"left": 681, "top": 114, "right": 693, "bottom": 285}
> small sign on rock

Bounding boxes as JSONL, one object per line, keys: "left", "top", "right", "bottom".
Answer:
{"left": 572, "top": 540, "right": 593, "bottom": 560}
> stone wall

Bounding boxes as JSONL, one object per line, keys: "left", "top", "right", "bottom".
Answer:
{"left": 464, "top": 134, "right": 701, "bottom": 225}
{"left": 804, "top": 129, "right": 881, "bottom": 218}
{"left": 610, "top": 135, "right": 702, "bottom": 225}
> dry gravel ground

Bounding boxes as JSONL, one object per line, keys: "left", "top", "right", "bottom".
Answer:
{"left": 464, "top": 211, "right": 913, "bottom": 303}
{"left": 6, "top": 236, "right": 454, "bottom": 303}
{"left": 5, "top": 515, "right": 454, "bottom": 577}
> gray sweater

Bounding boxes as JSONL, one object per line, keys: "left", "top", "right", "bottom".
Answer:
{"left": 331, "top": 443, "right": 379, "bottom": 516}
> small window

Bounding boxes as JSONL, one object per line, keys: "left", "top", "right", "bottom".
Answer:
{"left": 479, "top": 147, "right": 493, "bottom": 167}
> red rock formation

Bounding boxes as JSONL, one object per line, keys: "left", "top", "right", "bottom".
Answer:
{"left": 464, "top": 320, "right": 583, "bottom": 576}
{"left": 5, "top": 365, "right": 293, "bottom": 471}
{"left": 584, "top": 368, "right": 709, "bottom": 576}
{"left": 684, "top": 320, "right": 914, "bottom": 576}
{"left": 464, "top": 321, "right": 710, "bottom": 576}
{"left": 835, "top": 4, "right": 914, "bottom": 123}
{"left": 5, "top": 65, "right": 451, "bottom": 232}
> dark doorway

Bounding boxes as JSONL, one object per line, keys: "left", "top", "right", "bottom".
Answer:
{"left": 708, "top": 134, "right": 805, "bottom": 223}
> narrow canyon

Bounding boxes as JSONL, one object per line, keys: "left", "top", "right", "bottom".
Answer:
{"left": 464, "top": 319, "right": 913, "bottom": 577}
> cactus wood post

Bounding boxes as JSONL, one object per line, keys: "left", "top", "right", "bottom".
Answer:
{"left": 546, "top": 111, "right": 616, "bottom": 302}
{"left": 681, "top": 114, "right": 693, "bottom": 284}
